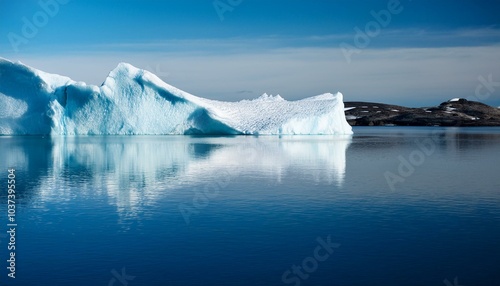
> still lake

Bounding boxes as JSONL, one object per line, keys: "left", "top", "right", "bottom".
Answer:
{"left": 1, "top": 127, "right": 499, "bottom": 286}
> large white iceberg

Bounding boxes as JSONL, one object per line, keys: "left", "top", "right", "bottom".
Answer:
{"left": 0, "top": 57, "right": 353, "bottom": 135}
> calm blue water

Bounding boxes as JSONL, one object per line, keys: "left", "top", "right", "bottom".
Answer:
{"left": 1, "top": 127, "right": 500, "bottom": 286}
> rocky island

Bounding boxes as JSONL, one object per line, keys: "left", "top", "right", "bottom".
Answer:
{"left": 345, "top": 98, "right": 500, "bottom": 127}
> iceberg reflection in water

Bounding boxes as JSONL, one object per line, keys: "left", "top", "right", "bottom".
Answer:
{"left": 3, "top": 135, "right": 351, "bottom": 218}
{"left": 1, "top": 128, "right": 500, "bottom": 285}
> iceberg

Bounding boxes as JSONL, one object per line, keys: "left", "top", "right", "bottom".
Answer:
{"left": 0, "top": 57, "right": 353, "bottom": 135}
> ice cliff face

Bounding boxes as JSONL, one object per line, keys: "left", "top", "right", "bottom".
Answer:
{"left": 0, "top": 58, "right": 353, "bottom": 135}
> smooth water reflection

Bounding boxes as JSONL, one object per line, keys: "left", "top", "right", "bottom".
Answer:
{"left": 1, "top": 128, "right": 499, "bottom": 286}
{"left": 2, "top": 135, "right": 351, "bottom": 217}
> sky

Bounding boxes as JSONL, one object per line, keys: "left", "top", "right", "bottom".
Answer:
{"left": 1, "top": 0, "right": 500, "bottom": 106}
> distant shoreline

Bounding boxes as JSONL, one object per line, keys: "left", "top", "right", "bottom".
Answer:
{"left": 345, "top": 98, "right": 500, "bottom": 127}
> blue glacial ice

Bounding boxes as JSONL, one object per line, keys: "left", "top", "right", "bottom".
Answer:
{"left": 0, "top": 57, "right": 353, "bottom": 135}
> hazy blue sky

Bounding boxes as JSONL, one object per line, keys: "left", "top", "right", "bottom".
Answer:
{"left": 1, "top": 0, "right": 500, "bottom": 106}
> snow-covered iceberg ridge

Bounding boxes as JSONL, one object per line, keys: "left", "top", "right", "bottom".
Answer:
{"left": 0, "top": 58, "right": 353, "bottom": 135}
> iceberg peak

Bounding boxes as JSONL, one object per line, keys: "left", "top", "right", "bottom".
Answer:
{"left": 256, "top": 93, "right": 284, "bottom": 102}
{"left": 0, "top": 58, "right": 353, "bottom": 135}
{"left": 109, "top": 62, "right": 142, "bottom": 78}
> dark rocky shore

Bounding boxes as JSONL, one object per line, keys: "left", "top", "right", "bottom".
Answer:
{"left": 345, "top": 98, "right": 500, "bottom": 126}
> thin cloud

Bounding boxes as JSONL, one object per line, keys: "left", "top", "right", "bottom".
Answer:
{"left": 5, "top": 44, "right": 500, "bottom": 107}
{"left": 3, "top": 27, "right": 500, "bottom": 56}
